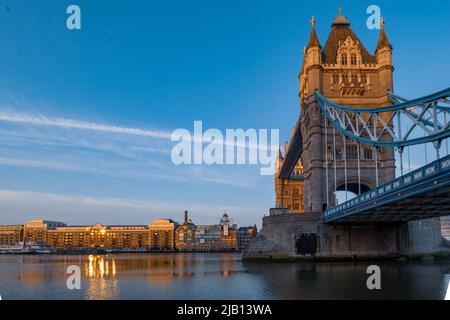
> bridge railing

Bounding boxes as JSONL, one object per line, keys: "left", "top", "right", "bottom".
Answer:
{"left": 324, "top": 153, "right": 450, "bottom": 221}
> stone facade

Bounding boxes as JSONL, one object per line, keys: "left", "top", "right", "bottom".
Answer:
{"left": 237, "top": 225, "right": 258, "bottom": 250}
{"left": 175, "top": 211, "right": 239, "bottom": 251}
{"left": 0, "top": 225, "right": 24, "bottom": 246}
{"left": 275, "top": 149, "right": 305, "bottom": 212}
{"left": 275, "top": 10, "right": 396, "bottom": 214}
{"left": 300, "top": 10, "right": 395, "bottom": 213}
{"left": 149, "top": 219, "right": 177, "bottom": 250}
{"left": 23, "top": 219, "right": 67, "bottom": 244}
{"left": 245, "top": 213, "right": 447, "bottom": 260}
{"left": 47, "top": 223, "right": 150, "bottom": 249}
{"left": 441, "top": 216, "right": 450, "bottom": 240}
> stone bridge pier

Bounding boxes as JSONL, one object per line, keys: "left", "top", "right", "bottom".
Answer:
{"left": 244, "top": 211, "right": 447, "bottom": 260}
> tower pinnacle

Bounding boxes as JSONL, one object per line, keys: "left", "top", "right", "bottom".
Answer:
{"left": 306, "top": 16, "right": 321, "bottom": 49}
{"left": 332, "top": 7, "right": 349, "bottom": 25}
{"left": 376, "top": 17, "right": 392, "bottom": 52}
{"left": 310, "top": 16, "right": 316, "bottom": 29}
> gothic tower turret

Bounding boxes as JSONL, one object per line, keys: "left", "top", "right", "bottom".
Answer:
{"left": 278, "top": 8, "right": 396, "bottom": 214}
{"left": 300, "top": 16, "right": 323, "bottom": 101}
{"left": 375, "top": 17, "right": 393, "bottom": 94}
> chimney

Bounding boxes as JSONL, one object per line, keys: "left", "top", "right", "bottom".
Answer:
{"left": 184, "top": 210, "right": 188, "bottom": 223}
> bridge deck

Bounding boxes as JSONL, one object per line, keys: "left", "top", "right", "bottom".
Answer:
{"left": 324, "top": 154, "right": 450, "bottom": 223}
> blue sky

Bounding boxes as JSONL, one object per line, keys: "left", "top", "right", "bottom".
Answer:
{"left": 0, "top": 0, "right": 449, "bottom": 226}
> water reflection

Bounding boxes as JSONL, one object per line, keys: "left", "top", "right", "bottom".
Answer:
{"left": 243, "top": 260, "right": 450, "bottom": 299}
{"left": 444, "top": 274, "right": 450, "bottom": 300}
{"left": 84, "top": 255, "right": 119, "bottom": 299}
{"left": 0, "top": 253, "right": 448, "bottom": 299}
{"left": 82, "top": 253, "right": 241, "bottom": 298}
{"left": 86, "top": 255, "right": 117, "bottom": 278}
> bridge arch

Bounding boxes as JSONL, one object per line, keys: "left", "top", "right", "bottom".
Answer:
{"left": 331, "top": 177, "right": 375, "bottom": 207}
{"left": 335, "top": 177, "right": 374, "bottom": 195}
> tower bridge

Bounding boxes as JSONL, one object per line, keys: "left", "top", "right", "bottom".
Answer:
{"left": 244, "top": 9, "right": 450, "bottom": 260}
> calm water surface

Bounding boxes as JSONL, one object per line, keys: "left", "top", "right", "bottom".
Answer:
{"left": 0, "top": 253, "right": 449, "bottom": 299}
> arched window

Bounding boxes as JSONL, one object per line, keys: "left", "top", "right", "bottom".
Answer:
{"left": 350, "top": 54, "right": 357, "bottom": 65}
{"left": 327, "top": 145, "right": 334, "bottom": 161}
{"left": 341, "top": 54, "right": 348, "bottom": 65}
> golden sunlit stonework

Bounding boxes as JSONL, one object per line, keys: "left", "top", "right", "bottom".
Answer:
{"left": 0, "top": 212, "right": 247, "bottom": 252}
{"left": 175, "top": 211, "right": 239, "bottom": 251}
{"left": 275, "top": 9, "right": 394, "bottom": 214}
{"left": 149, "top": 219, "right": 176, "bottom": 250}
{"left": 0, "top": 225, "right": 23, "bottom": 247}
{"left": 275, "top": 143, "right": 305, "bottom": 213}
{"left": 23, "top": 219, "right": 66, "bottom": 244}
{"left": 47, "top": 223, "right": 150, "bottom": 249}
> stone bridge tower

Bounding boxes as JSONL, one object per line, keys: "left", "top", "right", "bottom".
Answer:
{"left": 246, "top": 10, "right": 444, "bottom": 260}
{"left": 294, "top": 10, "right": 396, "bottom": 213}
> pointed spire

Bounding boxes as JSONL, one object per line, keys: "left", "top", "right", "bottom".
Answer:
{"left": 275, "top": 144, "right": 283, "bottom": 174}
{"left": 277, "top": 144, "right": 283, "bottom": 160}
{"left": 376, "top": 17, "right": 392, "bottom": 52}
{"left": 332, "top": 7, "right": 350, "bottom": 26}
{"left": 306, "top": 16, "right": 321, "bottom": 49}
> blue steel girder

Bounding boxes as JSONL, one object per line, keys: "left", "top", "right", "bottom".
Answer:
{"left": 324, "top": 154, "right": 450, "bottom": 223}
{"left": 316, "top": 88, "right": 450, "bottom": 148}
{"left": 278, "top": 114, "right": 303, "bottom": 179}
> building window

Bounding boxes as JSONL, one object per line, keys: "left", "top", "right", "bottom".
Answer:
{"left": 364, "top": 147, "right": 374, "bottom": 160}
{"left": 350, "top": 54, "right": 357, "bottom": 65}
{"left": 341, "top": 54, "right": 348, "bottom": 65}
{"left": 351, "top": 74, "right": 358, "bottom": 83}
{"left": 336, "top": 148, "right": 343, "bottom": 160}
{"left": 332, "top": 74, "right": 339, "bottom": 84}
{"left": 342, "top": 74, "right": 348, "bottom": 83}
{"left": 347, "top": 144, "right": 358, "bottom": 160}
{"left": 361, "top": 74, "right": 367, "bottom": 83}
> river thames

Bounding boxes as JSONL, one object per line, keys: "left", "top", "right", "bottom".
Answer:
{"left": 0, "top": 253, "right": 449, "bottom": 299}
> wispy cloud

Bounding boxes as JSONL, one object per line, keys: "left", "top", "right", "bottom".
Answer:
{"left": 0, "top": 157, "right": 101, "bottom": 173}
{"left": 0, "top": 109, "right": 279, "bottom": 150}
{"left": 0, "top": 109, "right": 269, "bottom": 188}
{"left": 0, "top": 110, "right": 172, "bottom": 139}
{"left": 0, "top": 153, "right": 253, "bottom": 188}
{"left": 0, "top": 189, "right": 263, "bottom": 226}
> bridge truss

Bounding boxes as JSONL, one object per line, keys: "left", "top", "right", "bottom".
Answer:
{"left": 311, "top": 88, "right": 450, "bottom": 222}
